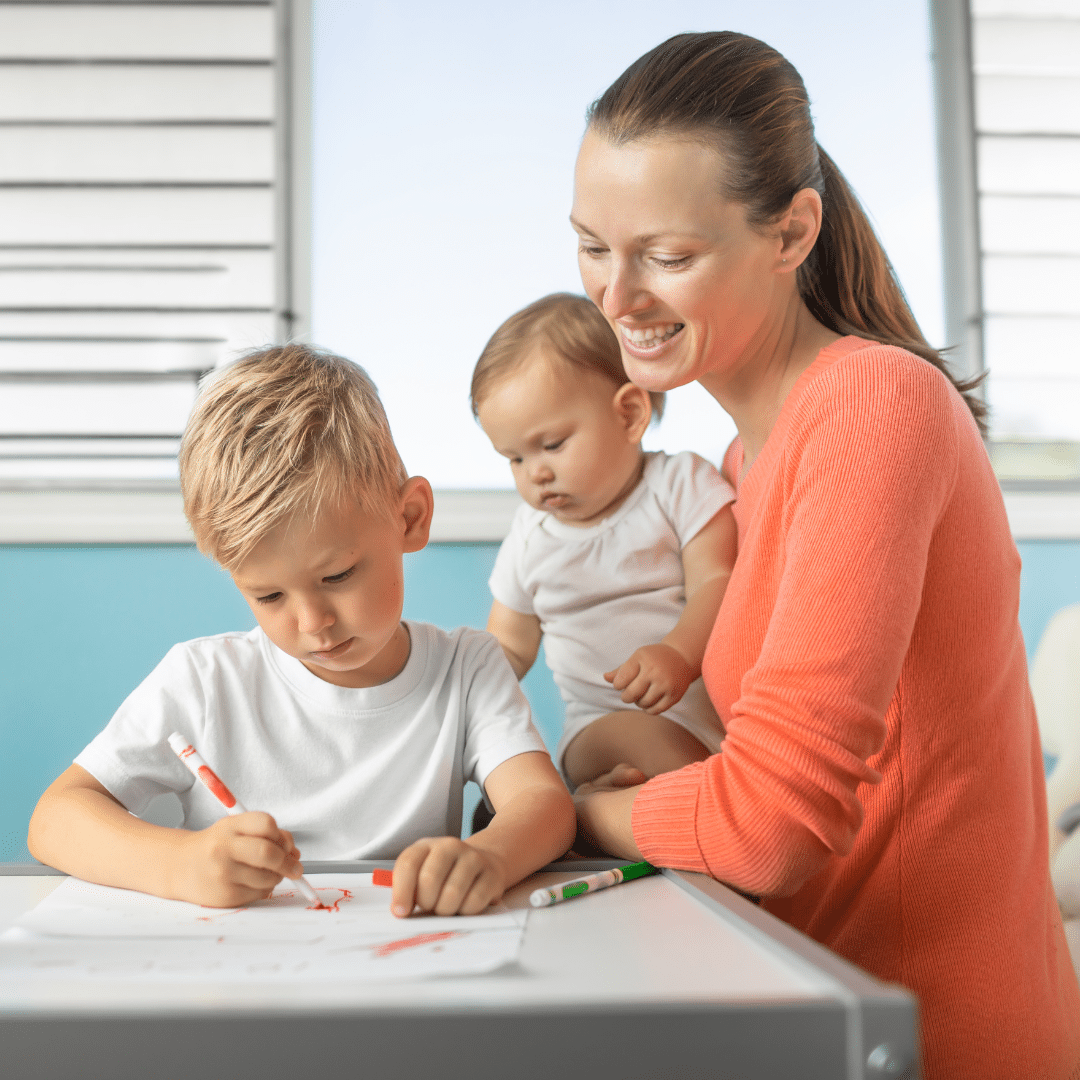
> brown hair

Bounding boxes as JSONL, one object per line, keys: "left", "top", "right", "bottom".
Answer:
{"left": 587, "top": 31, "right": 987, "bottom": 433}
{"left": 179, "top": 343, "right": 407, "bottom": 569}
{"left": 471, "top": 292, "right": 665, "bottom": 420}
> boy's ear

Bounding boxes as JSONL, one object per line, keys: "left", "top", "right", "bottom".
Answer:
{"left": 613, "top": 382, "right": 652, "bottom": 443}
{"left": 398, "top": 475, "right": 434, "bottom": 553}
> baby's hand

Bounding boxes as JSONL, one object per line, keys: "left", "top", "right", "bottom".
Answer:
{"left": 390, "top": 837, "right": 508, "bottom": 917}
{"left": 173, "top": 812, "right": 303, "bottom": 908}
{"left": 604, "top": 644, "right": 697, "bottom": 715}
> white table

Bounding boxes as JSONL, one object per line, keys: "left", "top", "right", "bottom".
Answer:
{"left": 0, "top": 860, "right": 917, "bottom": 1080}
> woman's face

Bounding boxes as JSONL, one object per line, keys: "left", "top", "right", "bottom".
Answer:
{"left": 572, "top": 127, "right": 785, "bottom": 395}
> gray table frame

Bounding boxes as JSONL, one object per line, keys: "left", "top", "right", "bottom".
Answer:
{"left": 0, "top": 860, "right": 918, "bottom": 1080}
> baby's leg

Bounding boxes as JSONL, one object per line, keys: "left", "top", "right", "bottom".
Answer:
{"left": 563, "top": 710, "right": 712, "bottom": 789}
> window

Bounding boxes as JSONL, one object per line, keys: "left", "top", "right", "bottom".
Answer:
{"left": 0, "top": 0, "right": 308, "bottom": 535}
{"left": 969, "top": 0, "right": 1080, "bottom": 484}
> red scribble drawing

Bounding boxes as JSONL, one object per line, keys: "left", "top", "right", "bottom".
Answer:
{"left": 371, "top": 931, "right": 462, "bottom": 958}
{"left": 308, "top": 888, "right": 352, "bottom": 913}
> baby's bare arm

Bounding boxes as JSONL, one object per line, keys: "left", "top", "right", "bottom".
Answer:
{"left": 28, "top": 763, "right": 304, "bottom": 907}
{"left": 486, "top": 600, "right": 542, "bottom": 679}
{"left": 664, "top": 503, "right": 737, "bottom": 667}
{"left": 605, "top": 505, "right": 737, "bottom": 713}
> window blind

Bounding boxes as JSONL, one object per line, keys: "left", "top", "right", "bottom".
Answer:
{"left": 973, "top": 0, "right": 1080, "bottom": 480}
{"left": 0, "top": 0, "right": 287, "bottom": 490}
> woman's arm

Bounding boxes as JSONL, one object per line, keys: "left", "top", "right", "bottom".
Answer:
{"left": 487, "top": 599, "right": 542, "bottom": 679}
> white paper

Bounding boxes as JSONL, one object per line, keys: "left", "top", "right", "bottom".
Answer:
{"left": 17, "top": 874, "right": 524, "bottom": 940}
{"left": 2, "top": 874, "right": 525, "bottom": 983}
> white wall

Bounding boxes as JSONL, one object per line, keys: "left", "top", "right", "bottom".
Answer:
{"left": 311, "top": 0, "right": 943, "bottom": 488}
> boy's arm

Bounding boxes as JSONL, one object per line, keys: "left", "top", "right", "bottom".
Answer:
{"left": 605, "top": 505, "right": 737, "bottom": 713}
{"left": 390, "top": 751, "right": 575, "bottom": 917}
{"left": 28, "top": 763, "right": 306, "bottom": 907}
{"left": 486, "top": 599, "right": 542, "bottom": 679}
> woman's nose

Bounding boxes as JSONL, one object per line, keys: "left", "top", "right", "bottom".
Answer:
{"left": 602, "top": 260, "right": 650, "bottom": 321}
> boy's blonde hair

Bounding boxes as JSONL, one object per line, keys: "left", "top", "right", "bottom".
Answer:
{"left": 470, "top": 293, "right": 665, "bottom": 420}
{"left": 179, "top": 343, "right": 407, "bottom": 569}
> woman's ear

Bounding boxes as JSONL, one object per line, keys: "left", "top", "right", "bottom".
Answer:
{"left": 613, "top": 382, "right": 652, "bottom": 443}
{"left": 776, "top": 187, "right": 823, "bottom": 273}
{"left": 398, "top": 475, "right": 434, "bottom": 553}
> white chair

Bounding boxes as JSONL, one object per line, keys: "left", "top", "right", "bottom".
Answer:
{"left": 1030, "top": 602, "right": 1080, "bottom": 975}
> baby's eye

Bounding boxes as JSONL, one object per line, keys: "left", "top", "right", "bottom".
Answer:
{"left": 543, "top": 439, "right": 566, "bottom": 452}
{"left": 255, "top": 591, "right": 282, "bottom": 605}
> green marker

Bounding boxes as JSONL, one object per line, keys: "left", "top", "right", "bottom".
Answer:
{"left": 529, "top": 860, "right": 658, "bottom": 907}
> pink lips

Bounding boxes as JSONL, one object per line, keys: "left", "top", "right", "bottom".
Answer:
{"left": 311, "top": 637, "right": 353, "bottom": 661}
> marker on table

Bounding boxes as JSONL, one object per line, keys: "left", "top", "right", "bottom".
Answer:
{"left": 529, "top": 860, "right": 658, "bottom": 908}
{"left": 167, "top": 732, "right": 321, "bottom": 907}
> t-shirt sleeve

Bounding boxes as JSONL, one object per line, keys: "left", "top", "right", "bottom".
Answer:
{"left": 487, "top": 506, "right": 535, "bottom": 615}
{"left": 632, "top": 357, "right": 962, "bottom": 895}
{"left": 74, "top": 644, "right": 201, "bottom": 815}
{"left": 659, "top": 451, "right": 737, "bottom": 547}
{"left": 460, "top": 631, "right": 548, "bottom": 794}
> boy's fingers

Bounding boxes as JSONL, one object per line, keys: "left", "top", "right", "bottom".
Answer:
{"left": 457, "top": 868, "right": 499, "bottom": 916}
{"left": 390, "top": 842, "right": 432, "bottom": 917}
{"left": 415, "top": 843, "right": 465, "bottom": 912}
{"left": 431, "top": 855, "right": 484, "bottom": 916}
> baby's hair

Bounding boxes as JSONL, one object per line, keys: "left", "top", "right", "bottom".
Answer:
{"left": 470, "top": 293, "right": 665, "bottom": 420}
{"left": 179, "top": 343, "right": 407, "bottom": 570}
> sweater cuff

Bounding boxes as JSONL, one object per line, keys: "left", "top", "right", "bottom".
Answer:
{"left": 631, "top": 762, "right": 709, "bottom": 873}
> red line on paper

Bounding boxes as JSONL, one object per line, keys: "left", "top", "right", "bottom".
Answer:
{"left": 308, "top": 887, "right": 352, "bottom": 913}
{"left": 372, "top": 931, "right": 461, "bottom": 958}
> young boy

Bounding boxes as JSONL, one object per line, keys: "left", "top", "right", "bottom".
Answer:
{"left": 28, "top": 344, "right": 575, "bottom": 915}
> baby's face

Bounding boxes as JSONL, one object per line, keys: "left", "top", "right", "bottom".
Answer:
{"left": 230, "top": 498, "right": 411, "bottom": 688}
{"left": 477, "top": 350, "right": 646, "bottom": 527}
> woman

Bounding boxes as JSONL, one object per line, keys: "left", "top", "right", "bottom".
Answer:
{"left": 570, "top": 32, "right": 1080, "bottom": 1080}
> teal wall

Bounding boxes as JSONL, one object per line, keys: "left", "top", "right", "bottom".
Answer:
{"left": 2, "top": 539, "right": 1079, "bottom": 862}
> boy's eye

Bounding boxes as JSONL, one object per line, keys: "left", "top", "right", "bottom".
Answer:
{"left": 254, "top": 591, "right": 282, "bottom": 605}
{"left": 323, "top": 566, "right": 355, "bottom": 584}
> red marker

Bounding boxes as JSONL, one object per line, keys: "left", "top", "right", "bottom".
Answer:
{"left": 167, "top": 732, "right": 321, "bottom": 906}
{"left": 372, "top": 868, "right": 393, "bottom": 887}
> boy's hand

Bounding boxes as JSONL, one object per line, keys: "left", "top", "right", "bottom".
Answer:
{"left": 390, "top": 836, "right": 508, "bottom": 917}
{"left": 604, "top": 644, "right": 697, "bottom": 715}
{"left": 173, "top": 812, "right": 303, "bottom": 908}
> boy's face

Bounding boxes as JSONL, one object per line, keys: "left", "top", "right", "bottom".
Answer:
{"left": 230, "top": 481, "right": 431, "bottom": 688}
{"left": 477, "top": 349, "right": 650, "bottom": 527}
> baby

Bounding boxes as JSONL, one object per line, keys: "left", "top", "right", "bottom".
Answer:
{"left": 28, "top": 344, "right": 575, "bottom": 914}
{"left": 472, "top": 293, "right": 737, "bottom": 789}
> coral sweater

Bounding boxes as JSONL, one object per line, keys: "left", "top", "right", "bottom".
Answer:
{"left": 631, "top": 337, "right": 1080, "bottom": 1079}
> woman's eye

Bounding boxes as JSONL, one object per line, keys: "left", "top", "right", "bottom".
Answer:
{"left": 654, "top": 255, "right": 690, "bottom": 269}
{"left": 255, "top": 592, "right": 282, "bottom": 605}
{"left": 579, "top": 244, "right": 607, "bottom": 259}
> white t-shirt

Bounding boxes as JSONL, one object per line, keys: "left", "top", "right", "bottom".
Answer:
{"left": 488, "top": 450, "right": 736, "bottom": 766}
{"left": 75, "top": 621, "right": 547, "bottom": 860}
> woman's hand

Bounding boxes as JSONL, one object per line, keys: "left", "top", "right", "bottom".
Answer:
{"left": 573, "top": 764, "right": 648, "bottom": 861}
{"left": 604, "top": 644, "right": 697, "bottom": 714}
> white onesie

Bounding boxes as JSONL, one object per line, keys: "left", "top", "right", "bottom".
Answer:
{"left": 75, "top": 620, "right": 546, "bottom": 860}
{"left": 488, "top": 450, "right": 735, "bottom": 770}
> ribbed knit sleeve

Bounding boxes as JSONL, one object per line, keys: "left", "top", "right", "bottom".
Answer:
{"left": 632, "top": 346, "right": 960, "bottom": 896}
